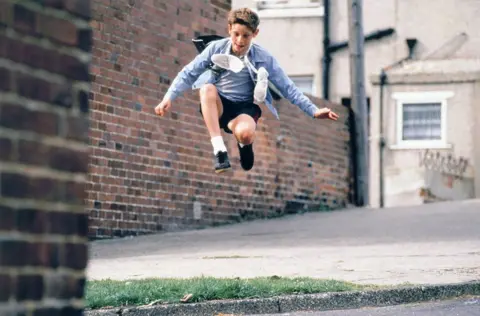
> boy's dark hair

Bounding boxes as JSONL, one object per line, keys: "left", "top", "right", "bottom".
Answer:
{"left": 228, "top": 8, "right": 260, "bottom": 32}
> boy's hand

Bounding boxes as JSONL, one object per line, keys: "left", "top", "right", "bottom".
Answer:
{"left": 155, "top": 98, "right": 172, "bottom": 117}
{"left": 314, "top": 107, "right": 339, "bottom": 121}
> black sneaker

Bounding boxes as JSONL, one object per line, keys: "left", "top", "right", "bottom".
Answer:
{"left": 238, "top": 143, "right": 254, "bottom": 171}
{"left": 214, "top": 151, "right": 231, "bottom": 173}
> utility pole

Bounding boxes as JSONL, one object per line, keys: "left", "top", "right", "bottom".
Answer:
{"left": 348, "top": 0, "right": 369, "bottom": 206}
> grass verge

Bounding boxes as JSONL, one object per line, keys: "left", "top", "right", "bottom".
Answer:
{"left": 86, "top": 276, "right": 368, "bottom": 309}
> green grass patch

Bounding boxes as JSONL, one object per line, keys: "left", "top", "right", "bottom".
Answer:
{"left": 85, "top": 276, "right": 368, "bottom": 309}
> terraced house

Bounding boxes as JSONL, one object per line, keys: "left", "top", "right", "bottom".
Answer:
{"left": 234, "top": 0, "right": 480, "bottom": 207}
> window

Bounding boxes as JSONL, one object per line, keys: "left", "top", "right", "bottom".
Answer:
{"left": 392, "top": 91, "right": 453, "bottom": 149}
{"left": 290, "top": 75, "right": 314, "bottom": 95}
{"left": 254, "top": 0, "right": 323, "bottom": 18}
{"left": 256, "top": 0, "right": 321, "bottom": 10}
{"left": 402, "top": 103, "right": 441, "bottom": 140}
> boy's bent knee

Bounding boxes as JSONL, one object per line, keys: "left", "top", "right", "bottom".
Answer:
{"left": 200, "top": 84, "right": 217, "bottom": 97}
{"left": 234, "top": 120, "right": 256, "bottom": 144}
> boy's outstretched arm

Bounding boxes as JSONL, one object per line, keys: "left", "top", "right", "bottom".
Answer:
{"left": 155, "top": 42, "right": 217, "bottom": 116}
{"left": 267, "top": 56, "right": 338, "bottom": 121}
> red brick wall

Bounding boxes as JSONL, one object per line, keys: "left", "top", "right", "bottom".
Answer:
{"left": 87, "top": 0, "right": 352, "bottom": 238}
{"left": 0, "top": 0, "right": 91, "bottom": 314}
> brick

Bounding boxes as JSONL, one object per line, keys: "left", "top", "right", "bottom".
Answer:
{"left": 0, "top": 66, "right": 12, "bottom": 91}
{"left": 0, "top": 274, "right": 11, "bottom": 301}
{"left": 0, "top": 173, "right": 62, "bottom": 202}
{"left": 59, "top": 307, "right": 83, "bottom": 316}
{"left": 0, "top": 240, "right": 29, "bottom": 266}
{"left": 47, "top": 211, "right": 87, "bottom": 236}
{"left": 48, "top": 146, "right": 89, "bottom": 173}
{"left": 42, "top": 0, "right": 91, "bottom": 19}
{"left": 32, "top": 242, "right": 62, "bottom": 269}
{"left": 0, "top": 103, "right": 59, "bottom": 136}
{"left": 16, "top": 208, "right": 47, "bottom": 234}
{"left": 63, "top": 243, "right": 87, "bottom": 270}
{"left": 0, "top": 205, "right": 15, "bottom": 231}
{"left": 18, "top": 140, "right": 50, "bottom": 166}
{"left": 33, "top": 308, "right": 61, "bottom": 316}
{"left": 16, "top": 274, "right": 43, "bottom": 301}
{"left": 16, "top": 73, "right": 73, "bottom": 108}
{"left": 30, "top": 177, "right": 62, "bottom": 201}
{"left": 62, "top": 54, "right": 90, "bottom": 81}
{"left": 1, "top": 173, "right": 30, "bottom": 199}
{"left": 0, "top": 33, "right": 89, "bottom": 80}
{"left": 35, "top": 14, "right": 78, "bottom": 46}
{"left": 0, "top": 137, "right": 14, "bottom": 162}
{"left": 13, "top": 4, "right": 37, "bottom": 35}
{"left": 0, "top": 2, "right": 11, "bottom": 27}
{"left": 64, "top": 0, "right": 91, "bottom": 19}
{"left": 15, "top": 73, "right": 55, "bottom": 103}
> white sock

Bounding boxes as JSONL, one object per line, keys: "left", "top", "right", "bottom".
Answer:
{"left": 211, "top": 136, "right": 227, "bottom": 154}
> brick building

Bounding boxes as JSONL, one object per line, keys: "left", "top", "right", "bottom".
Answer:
{"left": 0, "top": 0, "right": 91, "bottom": 314}
{"left": 86, "top": 0, "right": 353, "bottom": 238}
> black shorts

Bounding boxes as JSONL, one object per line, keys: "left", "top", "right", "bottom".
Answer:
{"left": 199, "top": 93, "right": 262, "bottom": 134}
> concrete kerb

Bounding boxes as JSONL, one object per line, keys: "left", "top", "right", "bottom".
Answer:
{"left": 85, "top": 280, "right": 480, "bottom": 316}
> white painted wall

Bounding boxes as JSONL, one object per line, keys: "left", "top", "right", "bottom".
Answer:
{"left": 369, "top": 80, "right": 478, "bottom": 208}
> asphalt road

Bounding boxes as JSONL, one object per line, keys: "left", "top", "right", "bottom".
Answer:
{"left": 253, "top": 296, "right": 480, "bottom": 316}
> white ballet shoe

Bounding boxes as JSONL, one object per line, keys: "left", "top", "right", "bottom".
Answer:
{"left": 254, "top": 67, "right": 269, "bottom": 104}
{"left": 211, "top": 54, "right": 245, "bottom": 73}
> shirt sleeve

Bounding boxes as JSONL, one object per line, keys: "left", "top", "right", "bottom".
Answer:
{"left": 266, "top": 55, "right": 320, "bottom": 118}
{"left": 164, "top": 41, "right": 216, "bottom": 101}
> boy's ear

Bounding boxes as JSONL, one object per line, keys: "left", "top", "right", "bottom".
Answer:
{"left": 253, "top": 28, "right": 259, "bottom": 37}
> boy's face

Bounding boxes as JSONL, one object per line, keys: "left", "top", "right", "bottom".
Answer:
{"left": 228, "top": 23, "right": 259, "bottom": 56}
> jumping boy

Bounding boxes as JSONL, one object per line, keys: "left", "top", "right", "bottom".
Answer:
{"left": 155, "top": 8, "right": 339, "bottom": 173}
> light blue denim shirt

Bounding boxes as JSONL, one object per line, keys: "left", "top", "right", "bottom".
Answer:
{"left": 164, "top": 38, "right": 320, "bottom": 119}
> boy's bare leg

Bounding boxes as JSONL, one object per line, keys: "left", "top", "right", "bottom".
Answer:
{"left": 200, "top": 84, "right": 223, "bottom": 138}
{"left": 227, "top": 114, "right": 256, "bottom": 145}
{"left": 228, "top": 114, "right": 256, "bottom": 171}
{"left": 199, "top": 84, "right": 231, "bottom": 173}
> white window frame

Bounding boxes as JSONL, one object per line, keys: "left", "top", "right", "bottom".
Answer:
{"left": 290, "top": 75, "right": 315, "bottom": 96}
{"left": 253, "top": 0, "right": 324, "bottom": 18}
{"left": 390, "top": 91, "right": 453, "bottom": 150}
{"left": 255, "top": 0, "right": 321, "bottom": 10}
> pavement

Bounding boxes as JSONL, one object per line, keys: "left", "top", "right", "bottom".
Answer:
{"left": 87, "top": 199, "right": 480, "bottom": 286}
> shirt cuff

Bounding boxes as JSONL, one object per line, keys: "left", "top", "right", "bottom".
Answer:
{"left": 164, "top": 90, "right": 178, "bottom": 101}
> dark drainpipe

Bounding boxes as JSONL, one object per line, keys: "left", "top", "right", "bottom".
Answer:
{"left": 322, "top": 0, "right": 330, "bottom": 100}
{"left": 378, "top": 38, "right": 418, "bottom": 208}
{"left": 379, "top": 70, "right": 387, "bottom": 208}
{"left": 322, "top": 0, "right": 394, "bottom": 101}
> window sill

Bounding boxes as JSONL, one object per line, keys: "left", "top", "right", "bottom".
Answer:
{"left": 257, "top": 7, "right": 324, "bottom": 19}
{"left": 389, "top": 142, "right": 453, "bottom": 150}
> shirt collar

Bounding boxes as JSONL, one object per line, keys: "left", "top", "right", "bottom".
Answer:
{"left": 223, "top": 39, "right": 267, "bottom": 63}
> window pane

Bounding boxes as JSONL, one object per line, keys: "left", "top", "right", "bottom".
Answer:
{"left": 257, "top": 0, "right": 320, "bottom": 10}
{"left": 290, "top": 76, "right": 313, "bottom": 94}
{"left": 402, "top": 103, "right": 442, "bottom": 140}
